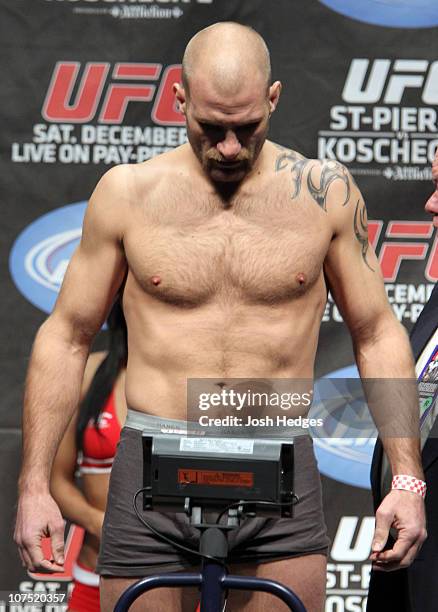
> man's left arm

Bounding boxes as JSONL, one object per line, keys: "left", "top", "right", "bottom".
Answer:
{"left": 321, "top": 161, "right": 427, "bottom": 571}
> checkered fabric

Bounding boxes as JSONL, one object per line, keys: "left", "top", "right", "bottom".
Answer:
{"left": 391, "top": 474, "right": 427, "bottom": 498}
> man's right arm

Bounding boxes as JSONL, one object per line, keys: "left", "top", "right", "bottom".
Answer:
{"left": 15, "top": 164, "right": 131, "bottom": 572}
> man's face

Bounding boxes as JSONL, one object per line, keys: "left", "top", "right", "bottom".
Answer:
{"left": 180, "top": 79, "right": 277, "bottom": 183}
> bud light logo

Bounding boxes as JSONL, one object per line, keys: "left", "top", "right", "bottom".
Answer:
{"left": 319, "top": 0, "right": 438, "bottom": 28}
{"left": 9, "top": 202, "right": 86, "bottom": 313}
{"left": 311, "top": 365, "right": 375, "bottom": 489}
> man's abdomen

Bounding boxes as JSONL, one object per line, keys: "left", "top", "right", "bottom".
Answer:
{"left": 123, "top": 283, "right": 326, "bottom": 419}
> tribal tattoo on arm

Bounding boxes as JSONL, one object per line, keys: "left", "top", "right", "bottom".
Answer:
{"left": 306, "top": 161, "right": 350, "bottom": 211}
{"left": 275, "top": 150, "right": 352, "bottom": 211}
{"left": 275, "top": 149, "right": 309, "bottom": 199}
{"left": 354, "top": 198, "right": 374, "bottom": 271}
{"left": 275, "top": 148, "right": 373, "bottom": 271}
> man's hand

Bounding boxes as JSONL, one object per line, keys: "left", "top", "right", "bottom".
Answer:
{"left": 14, "top": 490, "right": 65, "bottom": 573}
{"left": 425, "top": 149, "right": 438, "bottom": 227}
{"left": 370, "top": 489, "right": 427, "bottom": 572}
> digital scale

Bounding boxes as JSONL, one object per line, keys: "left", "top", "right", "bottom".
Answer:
{"left": 114, "top": 433, "right": 307, "bottom": 612}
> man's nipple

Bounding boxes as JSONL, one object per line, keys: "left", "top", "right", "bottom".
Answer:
{"left": 296, "top": 272, "right": 306, "bottom": 285}
{"left": 151, "top": 275, "right": 162, "bottom": 286}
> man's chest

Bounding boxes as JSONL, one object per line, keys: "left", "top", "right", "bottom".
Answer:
{"left": 123, "top": 190, "right": 332, "bottom": 306}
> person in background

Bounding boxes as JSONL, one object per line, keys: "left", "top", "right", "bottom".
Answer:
{"left": 50, "top": 298, "right": 127, "bottom": 612}
{"left": 425, "top": 150, "right": 438, "bottom": 228}
{"left": 367, "top": 149, "right": 438, "bottom": 612}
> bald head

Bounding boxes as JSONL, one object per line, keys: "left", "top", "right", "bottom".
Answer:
{"left": 182, "top": 22, "right": 272, "bottom": 97}
{"left": 176, "top": 23, "right": 281, "bottom": 185}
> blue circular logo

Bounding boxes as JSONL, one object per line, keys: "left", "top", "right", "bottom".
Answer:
{"left": 310, "top": 365, "right": 376, "bottom": 489}
{"left": 9, "top": 202, "right": 87, "bottom": 313}
{"left": 319, "top": 0, "right": 438, "bottom": 28}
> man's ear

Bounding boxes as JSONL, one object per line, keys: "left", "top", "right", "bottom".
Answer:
{"left": 173, "top": 82, "right": 187, "bottom": 115}
{"left": 268, "top": 81, "right": 282, "bottom": 114}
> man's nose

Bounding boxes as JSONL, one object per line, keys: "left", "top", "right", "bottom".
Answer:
{"left": 217, "top": 130, "right": 241, "bottom": 159}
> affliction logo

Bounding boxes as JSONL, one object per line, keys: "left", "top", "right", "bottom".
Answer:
{"left": 11, "top": 62, "right": 187, "bottom": 165}
{"left": 45, "top": 0, "right": 213, "bottom": 20}
{"left": 318, "top": 59, "right": 438, "bottom": 180}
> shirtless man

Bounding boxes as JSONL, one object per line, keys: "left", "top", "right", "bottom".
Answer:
{"left": 15, "top": 22, "right": 426, "bottom": 612}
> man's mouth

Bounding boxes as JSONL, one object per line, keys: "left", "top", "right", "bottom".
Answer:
{"left": 213, "top": 160, "right": 245, "bottom": 169}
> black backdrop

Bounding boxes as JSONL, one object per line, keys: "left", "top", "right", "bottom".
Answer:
{"left": 1, "top": 1, "right": 437, "bottom": 609}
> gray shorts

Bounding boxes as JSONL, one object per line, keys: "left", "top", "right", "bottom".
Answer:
{"left": 97, "top": 410, "right": 329, "bottom": 577}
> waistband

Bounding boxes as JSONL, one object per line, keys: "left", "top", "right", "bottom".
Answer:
{"left": 125, "top": 408, "right": 306, "bottom": 439}
{"left": 125, "top": 409, "right": 205, "bottom": 435}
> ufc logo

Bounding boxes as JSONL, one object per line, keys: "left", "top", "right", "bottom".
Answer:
{"left": 331, "top": 516, "right": 374, "bottom": 562}
{"left": 342, "top": 59, "right": 438, "bottom": 104}
{"left": 42, "top": 62, "right": 184, "bottom": 125}
{"left": 368, "top": 221, "right": 437, "bottom": 282}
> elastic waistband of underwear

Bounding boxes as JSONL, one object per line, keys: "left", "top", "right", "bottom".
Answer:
{"left": 125, "top": 408, "right": 204, "bottom": 435}
{"left": 125, "top": 408, "right": 306, "bottom": 440}
{"left": 72, "top": 561, "right": 100, "bottom": 587}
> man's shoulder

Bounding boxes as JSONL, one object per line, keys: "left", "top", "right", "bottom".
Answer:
{"left": 93, "top": 163, "right": 136, "bottom": 200}
{"left": 129, "top": 144, "right": 193, "bottom": 191}
{"left": 272, "top": 144, "right": 335, "bottom": 183}
{"left": 271, "top": 142, "right": 309, "bottom": 170}
{"left": 270, "top": 144, "right": 361, "bottom": 220}
{"left": 272, "top": 144, "right": 349, "bottom": 180}
{"left": 271, "top": 143, "right": 328, "bottom": 190}
{"left": 91, "top": 146, "right": 186, "bottom": 204}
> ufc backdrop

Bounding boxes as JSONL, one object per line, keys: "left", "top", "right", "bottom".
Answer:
{"left": 1, "top": 0, "right": 437, "bottom": 610}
